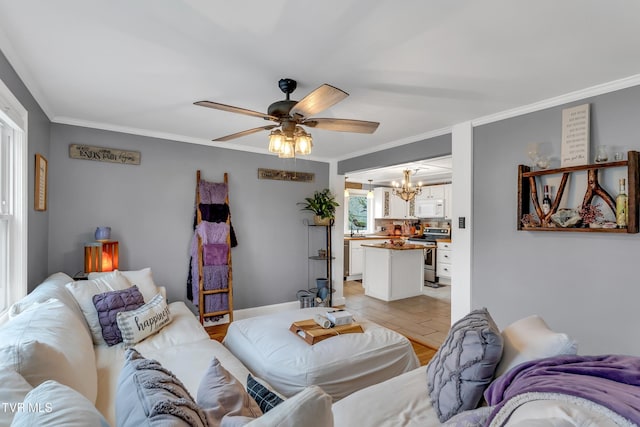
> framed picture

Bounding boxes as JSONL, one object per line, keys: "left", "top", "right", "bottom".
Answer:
{"left": 35, "top": 153, "right": 47, "bottom": 211}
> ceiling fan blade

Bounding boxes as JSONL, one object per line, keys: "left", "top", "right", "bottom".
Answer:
{"left": 289, "top": 84, "right": 348, "bottom": 118}
{"left": 302, "top": 118, "right": 379, "bottom": 134}
{"left": 195, "top": 101, "right": 279, "bottom": 122}
{"left": 213, "top": 125, "right": 278, "bottom": 142}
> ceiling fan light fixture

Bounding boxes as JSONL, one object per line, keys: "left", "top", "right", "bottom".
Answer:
{"left": 196, "top": 78, "right": 379, "bottom": 158}
{"left": 278, "top": 138, "right": 295, "bottom": 158}
{"left": 294, "top": 127, "right": 313, "bottom": 155}
{"left": 268, "top": 129, "right": 284, "bottom": 153}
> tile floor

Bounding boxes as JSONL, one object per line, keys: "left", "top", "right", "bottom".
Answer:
{"left": 343, "top": 280, "right": 451, "bottom": 349}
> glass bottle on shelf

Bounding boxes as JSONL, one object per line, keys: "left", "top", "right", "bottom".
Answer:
{"left": 616, "top": 178, "right": 628, "bottom": 228}
{"left": 542, "top": 185, "right": 552, "bottom": 215}
{"left": 595, "top": 146, "right": 609, "bottom": 163}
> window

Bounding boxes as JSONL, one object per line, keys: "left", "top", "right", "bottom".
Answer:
{"left": 344, "top": 189, "right": 373, "bottom": 234}
{"left": 0, "top": 79, "right": 27, "bottom": 314}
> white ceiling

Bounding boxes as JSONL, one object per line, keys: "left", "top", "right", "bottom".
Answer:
{"left": 1, "top": 1, "right": 640, "bottom": 162}
{"left": 347, "top": 155, "right": 452, "bottom": 186}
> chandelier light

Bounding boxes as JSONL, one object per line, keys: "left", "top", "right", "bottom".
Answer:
{"left": 268, "top": 125, "right": 313, "bottom": 158}
{"left": 392, "top": 169, "right": 422, "bottom": 202}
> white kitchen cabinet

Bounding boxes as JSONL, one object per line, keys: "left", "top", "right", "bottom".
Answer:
{"left": 443, "top": 183, "right": 452, "bottom": 220}
{"left": 373, "top": 187, "right": 391, "bottom": 218}
{"left": 374, "top": 187, "right": 415, "bottom": 219}
{"left": 436, "top": 241, "right": 452, "bottom": 283}
{"left": 348, "top": 238, "right": 387, "bottom": 277}
{"left": 363, "top": 245, "right": 424, "bottom": 301}
{"left": 373, "top": 187, "right": 415, "bottom": 219}
{"left": 418, "top": 184, "right": 445, "bottom": 200}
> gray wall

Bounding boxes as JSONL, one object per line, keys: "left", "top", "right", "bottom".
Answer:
{"left": 338, "top": 133, "right": 451, "bottom": 174}
{"left": 48, "top": 124, "right": 329, "bottom": 307}
{"left": 473, "top": 85, "right": 640, "bottom": 355}
{"left": 0, "top": 49, "right": 51, "bottom": 290}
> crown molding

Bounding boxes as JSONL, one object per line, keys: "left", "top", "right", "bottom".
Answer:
{"left": 0, "top": 26, "right": 54, "bottom": 120}
{"left": 472, "top": 74, "right": 640, "bottom": 127}
{"left": 332, "top": 126, "right": 453, "bottom": 163}
{"left": 51, "top": 116, "right": 331, "bottom": 163}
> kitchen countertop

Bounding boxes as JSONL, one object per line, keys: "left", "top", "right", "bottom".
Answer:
{"left": 361, "top": 243, "right": 426, "bottom": 250}
{"left": 436, "top": 238, "right": 452, "bottom": 243}
{"left": 344, "top": 235, "right": 421, "bottom": 240}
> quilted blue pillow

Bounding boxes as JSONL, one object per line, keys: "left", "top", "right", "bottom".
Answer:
{"left": 426, "top": 307, "right": 503, "bottom": 422}
{"left": 92, "top": 286, "right": 144, "bottom": 346}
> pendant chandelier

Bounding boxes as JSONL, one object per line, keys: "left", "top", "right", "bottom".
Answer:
{"left": 268, "top": 122, "right": 313, "bottom": 158}
{"left": 367, "top": 179, "right": 374, "bottom": 199}
{"left": 392, "top": 169, "right": 422, "bottom": 201}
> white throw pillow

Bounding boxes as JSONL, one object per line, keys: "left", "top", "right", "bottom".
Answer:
{"left": 494, "top": 314, "right": 578, "bottom": 378}
{"left": 11, "top": 380, "right": 109, "bottom": 427}
{"left": 0, "top": 299, "right": 98, "bottom": 404}
{"left": 116, "top": 293, "right": 172, "bottom": 347}
{"left": 66, "top": 270, "right": 132, "bottom": 345}
{"left": 9, "top": 272, "right": 81, "bottom": 317}
{"left": 245, "top": 385, "right": 333, "bottom": 427}
{"left": 88, "top": 268, "right": 163, "bottom": 303}
{"left": 0, "top": 367, "right": 33, "bottom": 426}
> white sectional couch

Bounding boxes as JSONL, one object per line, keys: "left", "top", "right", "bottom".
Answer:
{"left": 3, "top": 270, "right": 637, "bottom": 427}
{"left": 0, "top": 271, "right": 332, "bottom": 427}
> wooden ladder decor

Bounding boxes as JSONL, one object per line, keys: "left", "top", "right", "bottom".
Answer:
{"left": 195, "top": 170, "right": 234, "bottom": 324}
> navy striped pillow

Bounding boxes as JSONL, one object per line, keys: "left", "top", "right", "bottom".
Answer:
{"left": 246, "top": 374, "right": 284, "bottom": 413}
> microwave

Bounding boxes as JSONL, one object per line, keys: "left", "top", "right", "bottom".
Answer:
{"left": 416, "top": 199, "right": 444, "bottom": 218}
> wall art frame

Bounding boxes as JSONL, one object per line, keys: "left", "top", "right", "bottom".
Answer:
{"left": 35, "top": 153, "right": 48, "bottom": 211}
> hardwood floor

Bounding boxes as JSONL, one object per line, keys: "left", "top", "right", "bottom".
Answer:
{"left": 343, "top": 280, "right": 451, "bottom": 350}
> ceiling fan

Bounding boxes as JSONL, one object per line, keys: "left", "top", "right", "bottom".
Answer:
{"left": 194, "top": 78, "right": 379, "bottom": 155}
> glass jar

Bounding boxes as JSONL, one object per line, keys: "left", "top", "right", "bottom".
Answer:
{"left": 595, "top": 146, "right": 609, "bottom": 163}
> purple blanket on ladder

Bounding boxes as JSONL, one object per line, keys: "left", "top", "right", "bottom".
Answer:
{"left": 189, "top": 221, "right": 230, "bottom": 320}
{"left": 190, "top": 265, "right": 230, "bottom": 320}
{"left": 199, "top": 181, "right": 227, "bottom": 204}
{"left": 203, "top": 244, "right": 228, "bottom": 266}
{"left": 485, "top": 354, "right": 640, "bottom": 424}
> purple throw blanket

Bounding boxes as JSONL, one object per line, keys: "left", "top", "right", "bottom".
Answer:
{"left": 203, "top": 243, "right": 228, "bottom": 266}
{"left": 485, "top": 354, "right": 640, "bottom": 424}
{"left": 199, "top": 181, "right": 227, "bottom": 204}
{"left": 194, "top": 221, "right": 229, "bottom": 245}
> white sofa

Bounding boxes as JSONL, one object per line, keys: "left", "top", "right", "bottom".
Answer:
{"left": 2, "top": 271, "right": 636, "bottom": 427}
{"left": 0, "top": 271, "right": 333, "bottom": 427}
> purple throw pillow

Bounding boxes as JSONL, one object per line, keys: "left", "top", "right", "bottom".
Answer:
{"left": 92, "top": 286, "right": 144, "bottom": 346}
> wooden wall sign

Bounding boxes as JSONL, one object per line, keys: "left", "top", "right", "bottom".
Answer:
{"left": 69, "top": 144, "right": 141, "bottom": 165}
{"left": 560, "top": 103, "right": 590, "bottom": 167}
{"left": 258, "top": 168, "right": 315, "bottom": 182}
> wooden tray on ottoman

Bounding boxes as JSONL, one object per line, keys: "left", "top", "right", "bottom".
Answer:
{"left": 289, "top": 319, "right": 364, "bottom": 345}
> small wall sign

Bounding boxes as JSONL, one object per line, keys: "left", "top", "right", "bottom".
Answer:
{"left": 257, "top": 168, "right": 314, "bottom": 182}
{"left": 560, "top": 103, "right": 590, "bottom": 167}
{"left": 69, "top": 144, "right": 141, "bottom": 165}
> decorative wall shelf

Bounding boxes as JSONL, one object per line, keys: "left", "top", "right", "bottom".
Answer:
{"left": 517, "top": 150, "right": 639, "bottom": 233}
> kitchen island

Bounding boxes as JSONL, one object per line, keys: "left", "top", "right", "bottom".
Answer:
{"left": 362, "top": 243, "right": 424, "bottom": 302}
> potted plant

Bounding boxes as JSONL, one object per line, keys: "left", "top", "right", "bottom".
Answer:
{"left": 298, "top": 188, "right": 339, "bottom": 225}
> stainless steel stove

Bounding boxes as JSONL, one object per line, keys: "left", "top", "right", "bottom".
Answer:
{"left": 408, "top": 227, "right": 451, "bottom": 243}
{"left": 408, "top": 228, "right": 450, "bottom": 287}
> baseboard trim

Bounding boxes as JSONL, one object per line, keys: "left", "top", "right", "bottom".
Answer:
{"left": 232, "top": 297, "right": 347, "bottom": 320}
{"left": 233, "top": 301, "right": 300, "bottom": 320}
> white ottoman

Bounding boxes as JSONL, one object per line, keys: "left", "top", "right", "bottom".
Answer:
{"left": 223, "top": 307, "right": 419, "bottom": 400}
